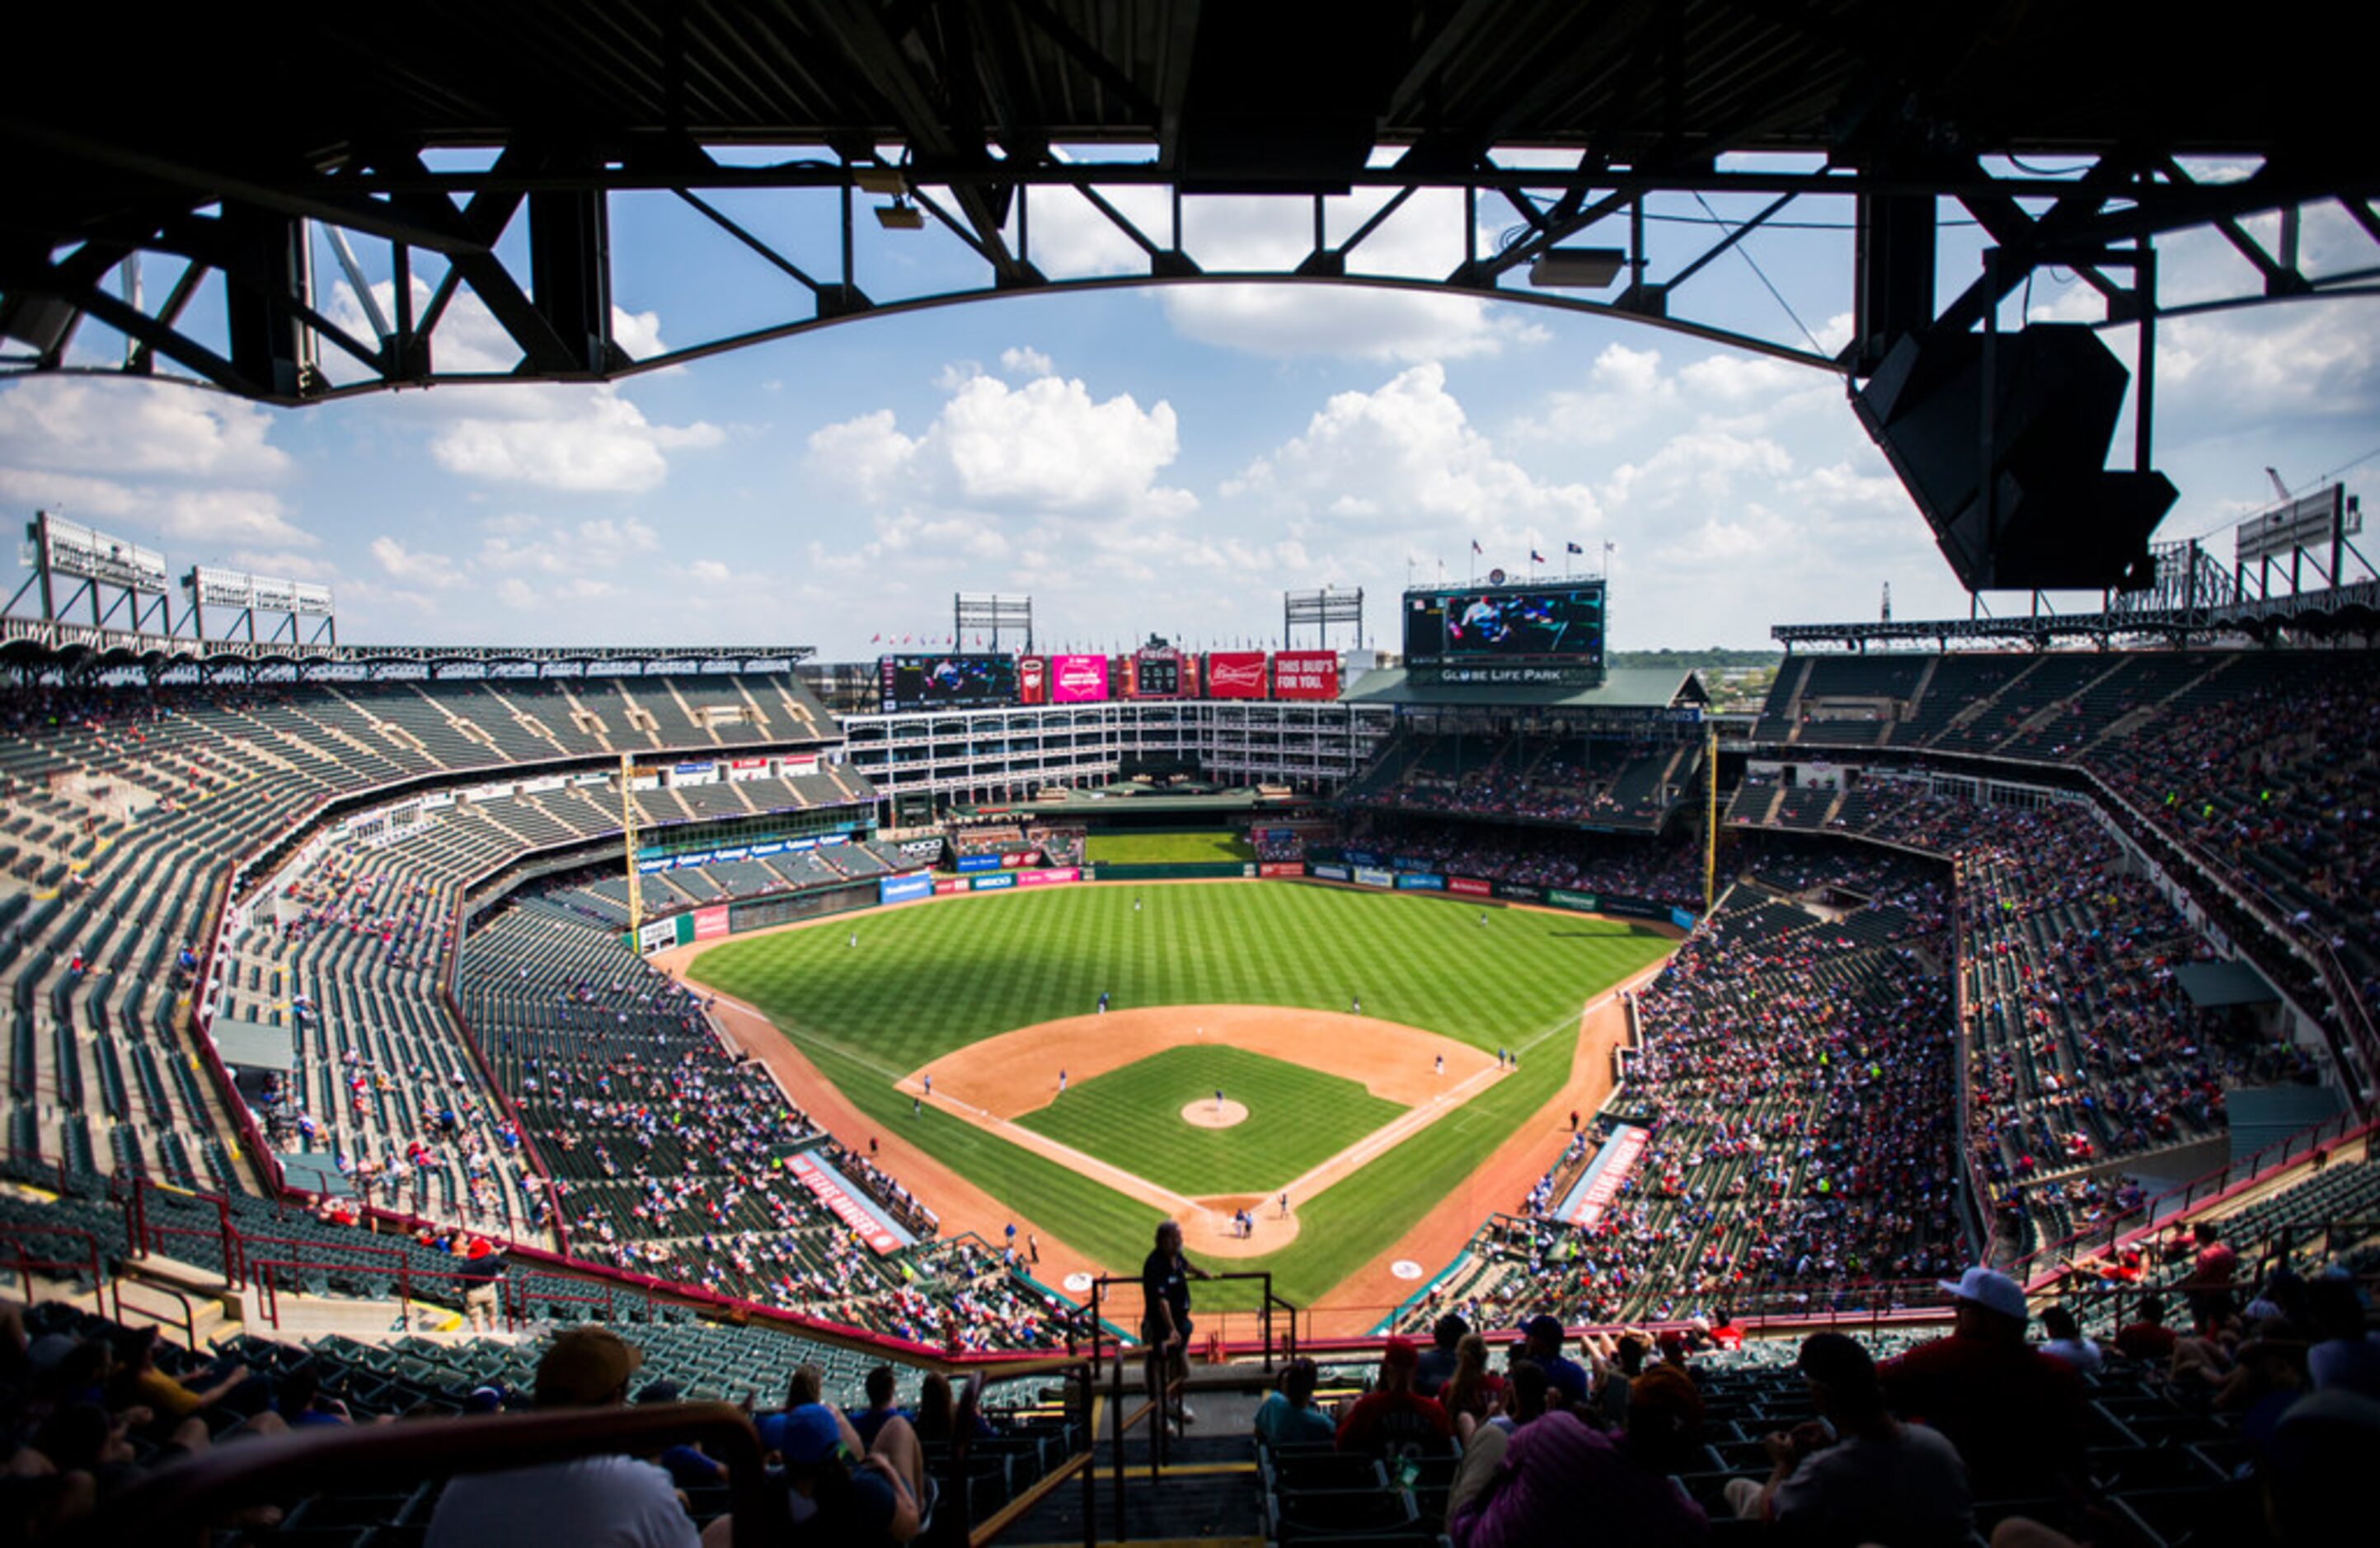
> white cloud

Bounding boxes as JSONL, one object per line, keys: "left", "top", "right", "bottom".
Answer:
{"left": 1227, "top": 363, "right": 1598, "bottom": 543}
{"left": 476, "top": 516, "right": 660, "bottom": 575}
{"left": 0, "top": 466, "right": 314, "bottom": 549}
{"left": 369, "top": 537, "right": 465, "bottom": 589}
{"left": 999, "top": 346, "right": 1054, "bottom": 378}
{"left": 0, "top": 378, "right": 290, "bottom": 480}
{"left": 321, "top": 277, "right": 721, "bottom": 493}
{"left": 427, "top": 387, "right": 724, "bottom": 493}
{"left": 808, "top": 368, "right": 1193, "bottom": 518}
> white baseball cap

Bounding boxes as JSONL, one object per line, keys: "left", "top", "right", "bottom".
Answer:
{"left": 1937, "top": 1266, "right": 2028, "bottom": 1321}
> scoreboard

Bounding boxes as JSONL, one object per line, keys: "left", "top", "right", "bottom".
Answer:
{"left": 878, "top": 654, "right": 1018, "bottom": 712}
{"left": 1403, "top": 579, "right": 1606, "bottom": 686}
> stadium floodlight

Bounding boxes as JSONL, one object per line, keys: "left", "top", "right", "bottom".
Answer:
{"left": 1527, "top": 247, "right": 1627, "bottom": 288}
{"left": 874, "top": 198, "right": 926, "bottom": 231}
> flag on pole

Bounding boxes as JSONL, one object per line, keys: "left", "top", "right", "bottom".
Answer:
{"left": 1471, "top": 539, "right": 1482, "bottom": 555}
{"left": 1566, "top": 542, "right": 1584, "bottom": 555}
{"left": 1530, "top": 549, "right": 1546, "bottom": 564}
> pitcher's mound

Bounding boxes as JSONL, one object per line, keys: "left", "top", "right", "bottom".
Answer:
{"left": 1182, "top": 1099, "right": 1249, "bottom": 1128}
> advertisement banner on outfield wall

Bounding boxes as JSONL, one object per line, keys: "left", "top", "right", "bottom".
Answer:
{"left": 1354, "top": 865, "right": 1396, "bottom": 889}
{"left": 1492, "top": 881, "right": 1544, "bottom": 903}
{"left": 934, "top": 878, "right": 969, "bottom": 896}
{"left": 1341, "top": 849, "right": 1381, "bottom": 868}
{"left": 692, "top": 905, "right": 730, "bottom": 939}
{"left": 1272, "top": 650, "right": 1340, "bottom": 700}
{"left": 1049, "top": 654, "right": 1110, "bottom": 703}
{"left": 1204, "top": 650, "right": 1269, "bottom": 699}
{"left": 636, "top": 920, "right": 676, "bottom": 954}
{"left": 999, "top": 851, "right": 1040, "bottom": 868}
{"left": 1669, "top": 908, "right": 1698, "bottom": 931}
{"left": 1396, "top": 873, "right": 1445, "bottom": 891}
{"left": 1449, "top": 876, "right": 1493, "bottom": 897}
{"left": 1547, "top": 889, "right": 1598, "bottom": 912}
{"left": 1394, "top": 856, "right": 1435, "bottom": 873}
{"left": 1260, "top": 861, "right": 1304, "bottom": 879}
{"left": 880, "top": 873, "right": 934, "bottom": 905}
{"left": 972, "top": 873, "right": 1016, "bottom": 891}
{"left": 1310, "top": 863, "right": 1351, "bottom": 881}
{"left": 1017, "top": 867, "right": 1078, "bottom": 887}
{"left": 1602, "top": 896, "right": 1665, "bottom": 920}
{"left": 955, "top": 854, "right": 1001, "bottom": 874}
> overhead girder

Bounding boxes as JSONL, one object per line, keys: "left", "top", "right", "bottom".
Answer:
{"left": 7, "top": 149, "right": 2377, "bottom": 406}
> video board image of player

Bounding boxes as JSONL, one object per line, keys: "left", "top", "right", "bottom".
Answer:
{"left": 1448, "top": 588, "right": 1601, "bottom": 658}
{"left": 879, "top": 654, "right": 1020, "bottom": 712}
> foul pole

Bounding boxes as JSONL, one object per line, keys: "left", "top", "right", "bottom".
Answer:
{"left": 1702, "top": 724, "right": 1718, "bottom": 914}
{"left": 622, "top": 753, "right": 643, "bottom": 936}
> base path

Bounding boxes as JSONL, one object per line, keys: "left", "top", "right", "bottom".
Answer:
{"left": 908, "top": 1006, "right": 1508, "bottom": 1260}
{"left": 1308, "top": 955, "right": 1674, "bottom": 1337}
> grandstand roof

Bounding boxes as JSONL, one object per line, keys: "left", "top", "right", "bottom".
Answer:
{"left": 2174, "top": 959, "right": 2280, "bottom": 1009}
{"left": 1342, "top": 664, "right": 1706, "bottom": 712}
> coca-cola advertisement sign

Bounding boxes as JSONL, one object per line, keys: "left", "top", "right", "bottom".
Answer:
{"left": 1272, "top": 650, "right": 1340, "bottom": 700}
{"left": 1204, "top": 651, "right": 1268, "bottom": 699}
{"left": 1049, "top": 654, "right": 1110, "bottom": 703}
{"left": 1017, "top": 656, "right": 1048, "bottom": 706}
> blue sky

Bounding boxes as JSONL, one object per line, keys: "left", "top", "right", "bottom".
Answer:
{"left": 3, "top": 155, "right": 2375, "bottom": 659}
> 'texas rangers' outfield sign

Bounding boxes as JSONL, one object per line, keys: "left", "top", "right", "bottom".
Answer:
{"left": 788, "top": 1153, "right": 901, "bottom": 1253}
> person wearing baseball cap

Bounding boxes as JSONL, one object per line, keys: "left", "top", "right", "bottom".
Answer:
{"left": 715, "top": 1396, "right": 929, "bottom": 1548}
{"left": 1724, "top": 1332, "right": 1974, "bottom": 1546}
{"left": 1518, "top": 1314, "right": 1589, "bottom": 1410}
{"left": 1333, "top": 1337, "right": 1453, "bottom": 1457}
{"left": 425, "top": 1328, "right": 698, "bottom": 1548}
{"left": 1879, "top": 1265, "right": 2088, "bottom": 1500}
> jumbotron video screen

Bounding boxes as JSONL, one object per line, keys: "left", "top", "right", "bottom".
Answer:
{"left": 1403, "top": 580, "right": 1607, "bottom": 684}
{"left": 877, "top": 653, "right": 1019, "bottom": 712}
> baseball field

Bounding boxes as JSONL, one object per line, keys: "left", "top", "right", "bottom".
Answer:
{"left": 690, "top": 881, "right": 1674, "bottom": 1308}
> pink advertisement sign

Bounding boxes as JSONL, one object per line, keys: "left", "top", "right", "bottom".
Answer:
{"left": 1448, "top": 876, "right": 1493, "bottom": 897}
{"left": 1017, "top": 867, "right": 1079, "bottom": 887}
{"left": 1049, "top": 654, "right": 1110, "bottom": 703}
{"left": 692, "top": 905, "right": 730, "bottom": 940}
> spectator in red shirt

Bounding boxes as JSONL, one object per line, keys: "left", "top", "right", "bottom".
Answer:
{"left": 1336, "top": 1338, "right": 1453, "bottom": 1459}
{"left": 2185, "top": 1222, "right": 2238, "bottom": 1326}
{"left": 1879, "top": 1267, "right": 2087, "bottom": 1501}
{"left": 2115, "top": 1293, "right": 2180, "bottom": 1363}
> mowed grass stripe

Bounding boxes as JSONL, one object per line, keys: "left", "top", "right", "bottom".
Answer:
{"left": 1083, "top": 831, "right": 1255, "bottom": 865}
{"left": 1019, "top": 1045, "right": 1402, "bottom": 1195}
{"left": 695, "top": 884, "right": 1674, "bottom": 1303}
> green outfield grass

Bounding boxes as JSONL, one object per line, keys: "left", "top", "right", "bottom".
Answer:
{"left": 693, "top": 882, "right": 1674, "bottom": 1305}
{"left": 1083, "top": 829, "right": 1255, "bottom": 865}
{"left": 1017, "top": 1044, "right": 1403, "bottom": 1194}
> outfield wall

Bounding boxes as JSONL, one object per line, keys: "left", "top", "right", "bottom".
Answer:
{"left": 631, "top": 856, "right": 1698, "bottom": 953}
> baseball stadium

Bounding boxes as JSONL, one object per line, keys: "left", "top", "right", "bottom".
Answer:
{"left": 2, "top": 7, "right": 2378, "bottom": 1546}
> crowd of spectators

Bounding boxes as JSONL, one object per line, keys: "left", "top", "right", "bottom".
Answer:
{"left": 1340, "top": 815, "right": 1706, "bottom": 904}
{"left": 1353, "top": 731, "right": 1695, "bottom": 829}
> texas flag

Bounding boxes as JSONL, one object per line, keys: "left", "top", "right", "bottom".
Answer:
{"left": 1530, "top": 549, "right": 1546, "bottom": 564}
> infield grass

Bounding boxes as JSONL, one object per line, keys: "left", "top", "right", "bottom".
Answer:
{"left": 1018, "top": 1044, "right": 1402, "bottom": 1194}
{"left": 1083, "top": 830, "right": 1255, "bottom": 865}
{"left": 693, "top": 882, "right": 1673, "bottom": 1305}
